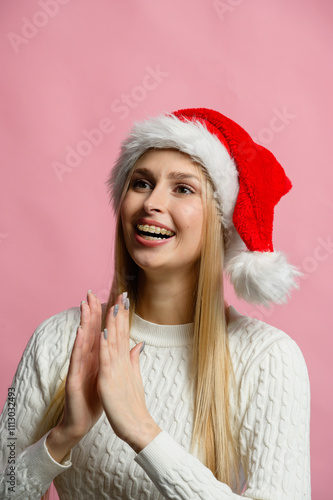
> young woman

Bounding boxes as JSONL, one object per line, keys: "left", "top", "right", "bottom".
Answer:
{"left": 0, "top": 108, "right": 310, "bottom": 499}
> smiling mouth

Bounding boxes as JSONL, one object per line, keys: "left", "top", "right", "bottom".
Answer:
{"left": 136, "top": 224, "right": 175, "bottom": 241}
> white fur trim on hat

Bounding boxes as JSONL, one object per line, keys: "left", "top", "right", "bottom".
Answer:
{"left": 109, "top": 114, "right": 239, "bottom": 229}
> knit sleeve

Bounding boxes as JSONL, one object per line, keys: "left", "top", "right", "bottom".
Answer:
{"left": 0, "top": 308, "right": 79, "bottom": 499}
{"left": 134, "top": 337, "right": 311, "bottom": 499}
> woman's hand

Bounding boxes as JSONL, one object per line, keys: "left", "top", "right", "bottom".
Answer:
{"left": 98, "top": 293, "right": 162, "bottom": 453}
{"left": 46, "top": 291, "right": 104, "bottom": 462}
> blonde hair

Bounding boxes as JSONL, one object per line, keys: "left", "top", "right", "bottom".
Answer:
{"left": 36, "top": 153, "right": 239, "bottom": 498}
{"left": 189, "top": 171, "right": 239, "bottom": 485}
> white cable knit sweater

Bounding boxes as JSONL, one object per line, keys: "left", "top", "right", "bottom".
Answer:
{"left": 0, "top": 305, "right": 310, "bottom": 499}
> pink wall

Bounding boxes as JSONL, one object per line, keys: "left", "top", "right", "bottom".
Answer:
{"left": 1, "top": 1, "right": 332, "bottom": 498}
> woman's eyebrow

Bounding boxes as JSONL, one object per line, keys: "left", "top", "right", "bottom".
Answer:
{"left": 132, "top": 167, "right": 200, "bottom": 181}
{"left": 131, "top": 168, "right": 152, "bottom": 176}
{"left": 168, "top": 171, "right": 200, "bottom": 181}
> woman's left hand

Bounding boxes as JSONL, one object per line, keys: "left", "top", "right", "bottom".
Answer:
{"left": 98, "top": 293, "right": 162, "bottom": 453}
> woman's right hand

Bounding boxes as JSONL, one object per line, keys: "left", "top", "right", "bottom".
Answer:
{"left": 46, "top": 291, "right": 104, "bottom": 463}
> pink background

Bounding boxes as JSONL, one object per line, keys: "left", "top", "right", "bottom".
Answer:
{"left": 1, "top": 1, "right": 332, "bottom": 498}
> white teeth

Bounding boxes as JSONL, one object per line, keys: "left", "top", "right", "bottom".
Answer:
{"left": 137, "top": 224, "right": 175, "bottom": 236}
{"left": 141, "top": 235, "right": 163, "bottom": 241}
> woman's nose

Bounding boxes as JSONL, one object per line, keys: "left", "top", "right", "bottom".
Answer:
{"left": 143, "top": 186, "right": 167, "bottom": 213}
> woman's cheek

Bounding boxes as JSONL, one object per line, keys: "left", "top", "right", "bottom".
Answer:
{"left": 184, "top": 202, "right": 204, "bottom": 228}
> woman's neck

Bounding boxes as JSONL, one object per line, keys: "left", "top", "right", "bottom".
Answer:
{"left": 135, "top": 269, "right": 197, "bottom": 325}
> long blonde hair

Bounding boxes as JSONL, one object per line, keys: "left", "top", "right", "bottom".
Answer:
{"left": 36, "top": 154, "right": 239, "bottom": 498}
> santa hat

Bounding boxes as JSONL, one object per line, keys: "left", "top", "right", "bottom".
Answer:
{"left": 108, "top": 107, "right": 301, "bottom": 306}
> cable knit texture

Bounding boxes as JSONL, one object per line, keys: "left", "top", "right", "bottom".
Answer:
{"left": 0, "top": 306, "right": 310, "bottom": 499}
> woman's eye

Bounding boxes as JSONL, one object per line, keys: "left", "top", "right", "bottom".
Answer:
{"left": 133, "top": 179, "right": 151, "bottom": 189}
{"left": 175, "top": 185, "right": 194, "bottom": 194}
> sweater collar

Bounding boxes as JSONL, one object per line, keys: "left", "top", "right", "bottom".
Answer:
{"left": 129, "top": 306, "right": 242, "bottom": 348}
{"left": 130, "top": 313, "right": 194, "bottom": 348}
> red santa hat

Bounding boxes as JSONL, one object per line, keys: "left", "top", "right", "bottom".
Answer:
{"left": 108, "top": 107, "right": 301, "bottom": 306}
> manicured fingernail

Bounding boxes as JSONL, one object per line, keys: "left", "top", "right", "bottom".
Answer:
{"left": 122, "top": 291, "right": 128, "bottom": 304}
{"left": 103, "top": 328, "right": 108, "bottom": 340}
{"left": 140, "top": 341, "right": 145, "bottom": 353}
{"left": 114, "top": 304, "right": 119, "bottom": 317}
{"left": 125, "top": 298, "right": 130, "bottom": 311}
{"left": 81, "top": 300, "right": 86, "bottom": 306}
{"left": 87, "top": 290, "right": 92, "bottom": 294}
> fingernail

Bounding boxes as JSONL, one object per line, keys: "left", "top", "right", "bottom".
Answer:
{"left": 125, "top": 298, "right": 130, "bottom": 311}
{"left": 87, "top": 290, "right": 92, "bottom": 294}
{"left": 114, "top": 304, "right": 119, "bottom": 317}
{"left": 81, "top": 300, "right": 86, "bottom": 306}
{"left": 140, "top": 341, "right": 145, "bottom": 353}
{"left": 104, "top": 328, "right": 108, "bottom": 340}
{"left": 121, "top": 291, "right": 128, "bottom": 304}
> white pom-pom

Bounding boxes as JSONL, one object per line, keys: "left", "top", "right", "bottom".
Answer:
{"left": 225, "top": 249, "right": 302, "bottom": 306}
